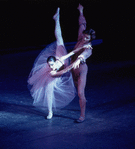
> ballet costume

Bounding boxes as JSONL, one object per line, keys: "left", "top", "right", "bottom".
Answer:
{"left": 27, "top": 42, "right": 76, "bottom": 119}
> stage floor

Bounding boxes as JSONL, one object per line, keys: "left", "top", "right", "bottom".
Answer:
{"left": 0, "top": 49, "right": 135, "bottom": 149}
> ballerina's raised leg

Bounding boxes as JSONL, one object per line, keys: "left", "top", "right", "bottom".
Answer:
{"left": 53, "top": 7, "right": 64, "bottom": 46}
{"left": 47, "top": 7, "right": 64, "bottom": 119}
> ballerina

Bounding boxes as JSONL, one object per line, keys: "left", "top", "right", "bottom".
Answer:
{"left": 28, "top": 8, "right": 76, "bottom": 119}
{"left": 46, "top": 4, "right": 95, "bottom": 123}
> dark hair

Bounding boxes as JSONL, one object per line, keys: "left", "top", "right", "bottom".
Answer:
{"left": 47, "top": 56, "right": 56, "bottom": 63}
{"left": 83, "top": 29, "right": 96, "bottom": 40}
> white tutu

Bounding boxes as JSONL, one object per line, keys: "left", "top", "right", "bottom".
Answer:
{"left": 28, "top": 42, "right": 76, "bottom": 110}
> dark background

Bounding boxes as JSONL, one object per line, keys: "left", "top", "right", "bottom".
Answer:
{"left": 0, "top": 0, "right": 134, "bottom": 62}
{"left": 0, "top": 1, "right": 135, "bottom": 148}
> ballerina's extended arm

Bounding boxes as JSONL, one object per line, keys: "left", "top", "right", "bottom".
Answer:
{"left": 50, "top": 43, "right": 92, "bottom": 76}
{"left": 59, "top": 43, "right": 92, "bottom": 62}
{"left": 50, "top": 48, "right": 90, "bottom": 77}
{"left": 50, "top": 59, "right": 78, "bottom": 77}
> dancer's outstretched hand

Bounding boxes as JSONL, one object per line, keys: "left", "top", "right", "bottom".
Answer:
{"left": 73, "top": 59, "right": 81, "bottom": 69}
{"left": 83, "top": 43, "right": 93, "bottom": 49}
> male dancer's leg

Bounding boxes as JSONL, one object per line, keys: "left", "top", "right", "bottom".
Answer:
{"left": 77, "top": 4, "right": 86, "bottom": 41}
{"left": 77, "top": 66, "right": 88, "bottom": 121}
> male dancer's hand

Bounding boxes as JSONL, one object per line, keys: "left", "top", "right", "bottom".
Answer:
{"left": 83, "top": 43, "right": 93, "bottom": 49}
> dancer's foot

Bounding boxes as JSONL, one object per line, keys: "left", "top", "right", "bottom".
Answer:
{"left": 75, "top": 116, "right": 85, "bottom": 123}
{"left": 47, "top": 111, "right": 53, "bottom": 119}
{"left": 77, "top": 4, "right": 84, "bottom": 14}
{"left": 53, "top": 7, "right": 60, "bottom": 20}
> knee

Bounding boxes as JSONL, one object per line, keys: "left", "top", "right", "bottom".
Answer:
{"left": 78, "top": 91, "right": 85, "bottom": 99}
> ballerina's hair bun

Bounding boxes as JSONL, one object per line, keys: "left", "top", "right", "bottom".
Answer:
{"left": 47, "top": 56, "right": 56, "bottom": 63}
{"left": 83, "top": 29, "right": 96, "bottom": 40}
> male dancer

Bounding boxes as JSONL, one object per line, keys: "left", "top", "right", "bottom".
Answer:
{"left": 71, "top": 4, "right": 95, "bottom": 123}
{"left": 48, "top": 5, "right": 95, "bottom": 122}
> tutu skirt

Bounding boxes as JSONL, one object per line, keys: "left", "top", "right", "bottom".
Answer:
{"left": 28, "top": 42, "right": 76, "bottom": 110}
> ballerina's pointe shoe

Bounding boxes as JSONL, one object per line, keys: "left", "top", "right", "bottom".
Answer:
{"left": 53, "top": 7, "right": 60, "bottom": 20}
{"left": 47, "top": 112, "right": 53, "bottom": 119}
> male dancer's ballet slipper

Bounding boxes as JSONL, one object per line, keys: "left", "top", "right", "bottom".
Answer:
{"left": 75, "top": 116, "right": 85, "bottom": 123}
